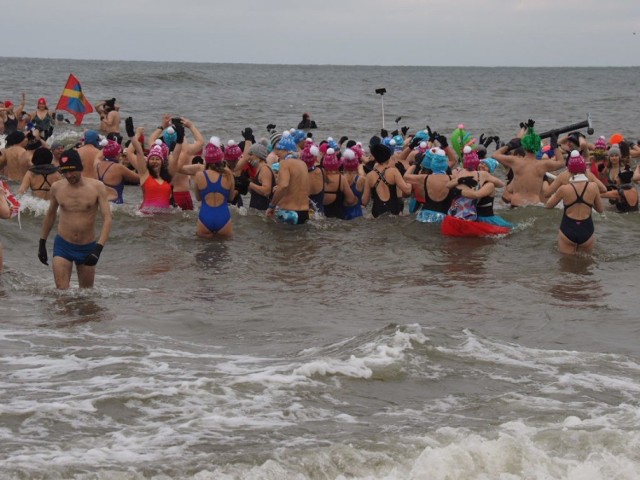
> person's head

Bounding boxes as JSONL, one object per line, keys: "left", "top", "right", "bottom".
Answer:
{"left": 50, "top": 140, "right": 65, "bottom": 158}
{"left": 102, "top": 140, "right": 122, "bottom": 161}
{"left": 462, "top": 146, "right": 480, "bottom": 171}
{"left": 593, "top": 136, "right": 607, "bottom": 161}
{"left": 32, "top": 147, "right": 53, "bottom": 166}
{"left": 83, "top": 130, "right": 100, "bottom": 148}
{"left": 300, "top": 144, "right": 319, "bottom": 170}
{"left": 370, "top": 143, "right": 392, "bottom": 164}
{"left": 5, "top": 131, "right": 26, "bottom": 147}
{"left": 521, "top": 126, "right": 542, "bottom": 154}
{"left": 58, "top": 149, "right": 83, "bottom": 183}
{"left": 607, "top": 145, "right": 621, "bottom": 165}
{"left": 224, "top": 140, "right": 243, "bottom": 164}
{"left": 104, "top": 98, "right": 116, "bottom": 112}
{"left": 4, "top": 100, "right": 14, "bottom": 112}
{"left": 479, "top": 157, "right": 498, "bottom": 174}
{"left": 302, "top": 112, "right": 310, "bottom": 120}
{"left": 249, "top": 143, "right": 268, "bottom": 167}
{"left": 567, "top": 150, "right": 586, "bottom": 174}
{"left": 146, "top": 144, "right": 165, "bottom": 176}
{"left": 37, "top": 97, "right": 47, "bottom": 110}
{"left": 342, "top": 148, "right": 359, "bottom": 172}
{"left": 204, "top": 138, "right": 225, "bottom": 171}
{"left": 322, "top": 148, "right": 341, "bottom": 171}
{"left": 566, "top": 131, "right": 580, "bottom": 146}
{"left": 276, "top": 131, "right": 297, "bottom": 153}
{"left": 430, "top": 148, "right": 449, "bottom": 174}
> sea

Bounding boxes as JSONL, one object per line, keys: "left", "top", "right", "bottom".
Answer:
{"left": 1, "top": 57, "right": 640, "bottom": 479}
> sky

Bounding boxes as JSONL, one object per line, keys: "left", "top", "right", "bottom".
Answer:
{"left": 2, "top": 0, "right": 639, "bottom": 66}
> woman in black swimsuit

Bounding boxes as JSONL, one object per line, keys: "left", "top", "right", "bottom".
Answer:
{"left": 545, "top": 151, "right": 604, "bottom": 255}
{"left": 361, "top": 144, "right": 412, "bottom": 218}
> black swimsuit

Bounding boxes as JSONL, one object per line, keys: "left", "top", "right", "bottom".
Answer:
{"left": 371, "top": 168, "right": 401, "bottom": 218}
{"left": 560, "top": 182, "right": 594, "bottom": 245}
{"left": 324, "top": 175, "right": 346, "bottom": 219}
{"left": 423, "top": 174, "right": 453, "bottom": 214}
{"left": 249, "top": 167, "right": 275, "bottom": 211}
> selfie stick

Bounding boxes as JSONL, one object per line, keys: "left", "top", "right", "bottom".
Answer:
{"left": 537, "top": 113, "right": 594, "bottom": 139}
{"left": 380, "top": 94, "right": 385, "bottom": 129}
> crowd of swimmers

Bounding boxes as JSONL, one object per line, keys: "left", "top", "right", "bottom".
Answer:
{"left": 1, "top": 94, "right": 640, "bottom": 288}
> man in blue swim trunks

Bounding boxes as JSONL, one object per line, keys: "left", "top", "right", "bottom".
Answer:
{"left": 38, "top": 149, "right": 112, "bottom": 289}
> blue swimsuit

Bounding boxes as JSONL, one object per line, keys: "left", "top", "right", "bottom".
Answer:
{"left": 198, "top": 172, "right": 231, "bottom": 233}
{"left": 97, "top": 162, "right": 125, "bottom": 204}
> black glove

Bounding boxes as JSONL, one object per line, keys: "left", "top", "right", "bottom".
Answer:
{"left": 526, "top": 118, "right": 535, "bottom": 128}
{"left": 549, "top": 131, "right": 559, "bottom": 150}
{"left": 241, "top": 128, "right": 256, "bottom": 143}
{"left": 266, "top": 123, "right": 276, "bottom": 132}
{"left": 83, "top": 244, "right": 104, "bottom": 267}
{"left": 457, "top": 176, "right": 478, "bottom": 188}
{"left": 235, "top": 175, "right": 250, "bottom": 195}
{"left": 436, "top": 134, "right": 448, "bottom": 149}
{"left": 492, "top": 136, "right": 502, "bottom": 148}
{"left": 339, "top": 136, "right": 349, "bottom": 145}
{"left": 175, "top": 122, "right": 185, "bottom": 144}
{"left": 597, "top": 163, "right": 605, "bottom": 172}
{"left": 426, "top": 125, "right": 437, "bottom": 142}
{"left": 380, "top": 129, "right": 388, "bottom": 138}
{"left": 409, "top": 136, "right": 421, "bottom": 149}
{"left": 479, "top": 133, "right": 487, "bottom": 146}
{"left": 38, "top": 239, "right": 48, "bottom": 265}
{"left": 506, "top": 137, "right": 521, "bottom": 151}
{"left": 401, "top": 126, "right": 410, "bottom": 136}
{"left": 519, "top": 122, "right": 527, "bottom": 130}
{"left": 125, "top": 117, "right": 135, "bottom": 138}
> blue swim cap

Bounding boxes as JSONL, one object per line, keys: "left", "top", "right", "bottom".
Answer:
{"left": 430, "top": 148, "right": 448, "bottom": 174}
{"left": 291, "top": 129, "right": 306, "bottom": 145}
{"left": 414, "top": 130, "right": 429, "bottom": 142}
{"left": 276, "top": 131, "right": 297, "bottom": 152}
{"left": 392, "top": 134, "right": 404, "bottom": 151}
{"left": 327, "top": 137, "right": 338, "bottom": 150}
{"left": 83, "top": 130, "right": 100, "bottom": 147}
{"left": 421, "top": 149, "right": 434, "bottom": 170}
{"left": 481, "top": 157, "right": 498, "bottom": 173}
{"left": 162, "top": 127, "right": 177, "bottom": 146}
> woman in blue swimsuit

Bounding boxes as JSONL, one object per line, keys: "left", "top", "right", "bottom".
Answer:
{"left": 194, "top": 140, "right": 235, "bottom": 239}
{"left": 545, "top": 151, "right": 604, "bottom": 255}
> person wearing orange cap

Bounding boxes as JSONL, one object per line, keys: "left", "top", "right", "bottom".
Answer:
{"left": 31, "top": 97, "right": 54, "bottom": 140}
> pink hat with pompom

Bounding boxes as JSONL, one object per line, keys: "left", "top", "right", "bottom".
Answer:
{"left": 300, "top": 144, "right": 319, "bottom": 168}
{"left": 102, "top": 140, "right": 121, "bottom": 159}
{"left": 342, "top": 148, "right": 359, "bottom": 171}
{"left": 322, "top": 148, "right": 340, "bottom": 171}
{"left": 567, "top": 150, "right": 586, "bottom": 174}
{"left": 462, "top": 145, "right": 479, "bottom": 171}
{"left": 224, "top": 140, "right": 242, "bottom": 162}
{"left": 205, "top": 138, "right": 224, "bottom": 164}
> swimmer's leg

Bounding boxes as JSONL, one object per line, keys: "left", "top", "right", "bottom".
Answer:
{"left": 76, "top": 264, "right": 96, "bottom": 288}
{"left": 52, "top": 256, "right": 73, "bottom": 289}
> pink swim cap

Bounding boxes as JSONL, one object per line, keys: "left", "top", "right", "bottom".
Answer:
{"left": 205, "top": 141, "right": 224, "bottom": 164}
{"left": 102, "top": 140, "right": 121, "bottom": 159}
{"left": 567, "top": 150, "right": 586, "bottom": 174}
{"left": 322, "top": 148, "right": 340, "bottom": 171}
{"left": 300, "top": 144, "right": 319, "bottom": 168}
{"left": 462, "top": 146, "right": 480, "bottom": 171}
{"left": 224, "top": 140, "right": 242, "bottom": 162}
{"left": 351, "top": 142, "right": 364, "bottom": 160}
{"left": 147, "top": 144, "right": 164, "bottom": 161}
{"left": 342, "top": 148, "right": 359, "bottom": 171}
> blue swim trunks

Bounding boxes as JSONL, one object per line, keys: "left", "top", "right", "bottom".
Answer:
{"left": 53, "top": 235, "right": 97, "bottom": 265}
{"left": 276, "top": 209, "right": 309, "bottom": 225}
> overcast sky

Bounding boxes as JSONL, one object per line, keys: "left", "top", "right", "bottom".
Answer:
{"left": 2, "top": 0, "right": 639, "bottom": 66}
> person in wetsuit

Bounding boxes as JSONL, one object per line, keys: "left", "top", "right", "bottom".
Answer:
{"left": 545, "top": 151, "right": 604, "bottom": 255}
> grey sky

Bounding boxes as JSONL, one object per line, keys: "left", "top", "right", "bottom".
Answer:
{"left": 3, "top": 0, "right": 639, "bottom": 66}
